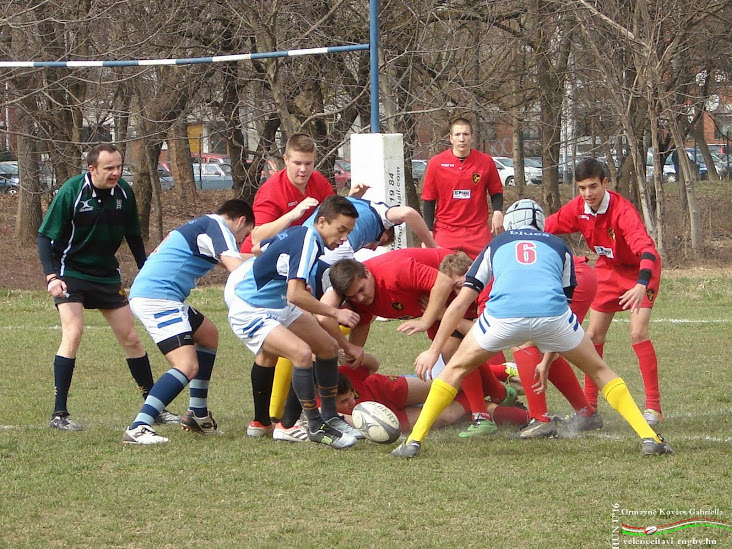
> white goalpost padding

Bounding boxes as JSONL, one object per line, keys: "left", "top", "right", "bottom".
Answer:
{"left": 350, "top": 133, "right": 408, "bottom": 261}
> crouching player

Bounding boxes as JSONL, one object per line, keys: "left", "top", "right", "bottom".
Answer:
{"left": 228, "top": 195, "right": 364, "bottom": 448}
{"left": 392, "top": 199, "right": 673, "bottom": 458}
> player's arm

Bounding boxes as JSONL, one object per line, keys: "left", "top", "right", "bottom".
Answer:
{"left": 37, "top": 234, "right": 67, "bottom": 297}
{"left": 532, "top": 352, "right": 559, "bottom": 395}
{"left": 616, "top": 209, "right": 659, "bottom": 313}
{"left": 250, "top": 197, "right": 320, "bottom": 246}
{"left": 125, "top": 234, "right": 147, "bottom": 269}
{"left": 288, "top": 278, "right": 359, "bottom": 329}
{"left": 316, "top": 289, "right": 365, "bottom": 364}
{"left": 219, "top": 254, "right": 245, "bottom": 273}
{"left": 385, "top": 206, "right": 437, "bottom": 248}
{"left": 414, "top": 285, "right": 479, "bottom": 380}
{"left": 489, "top": 192, "right": 504, "bottom": 236}
{"left": 397, "top": 270, "right": 455, "bottom": 335}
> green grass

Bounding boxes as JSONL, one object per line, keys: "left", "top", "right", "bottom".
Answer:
{"left": 1, "top": 274, "right": 731, "bottom": 548}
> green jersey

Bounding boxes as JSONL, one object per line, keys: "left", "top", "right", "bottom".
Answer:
{"left": 38, "top": 173, "right": 142, "bottom": 284}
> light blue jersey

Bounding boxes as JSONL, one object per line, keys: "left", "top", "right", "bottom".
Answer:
{"left": 235, "top": 225, "right": 324, "bottom": 309}
{"left": 465, "top": 228, "right": 576, "bottom": 319}
{"left": 130, "top": 214, "right": 240, "bottom": 301}
{"left": 304, "top": 197, "right": 393, "bottom": 252}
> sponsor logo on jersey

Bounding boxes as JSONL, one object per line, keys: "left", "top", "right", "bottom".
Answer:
{"left": 440, "top": 163, "right": 455, "bottom": 168}
{"left": 453, "top": 189, "right": 471, "bottom": 199}
{"left": 593, "top": 245, "right": 614, "bottom": 258}
{"left": 646, "top": 288, "right": 655, "bottom": 302}
{"left": 78, "top": 199, "right": 94, "bottom": 213}
{"left": 579, "top": 214, "right": 590, "bottom": 220}
{"left": 472, "top": 173, "right": 481, "bottom": 184}
{"left": 608, "top": 228, "right": 615, "bottom": 240}
{"left": 116, "top": 199, "right": 123, "bottom": 210}
{"left": 391, "top": 302, "right": 404, "bottom": 311}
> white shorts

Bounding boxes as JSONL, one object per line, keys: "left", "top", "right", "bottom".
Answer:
{"left": 130, "top": 297, "right": 194, "bottom": 344}
{"left": 224, "top": 257, "right": 255, "bottom": 309}
{"left": 471, "top": 308, "right": 584, "bottom": 353}
{"left": 228, "top": 298, "right": 302, "bottom": 355}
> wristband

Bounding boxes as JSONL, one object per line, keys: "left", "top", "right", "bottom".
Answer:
{"left": 47, "top": 275, "right": 59, "bottom": 285}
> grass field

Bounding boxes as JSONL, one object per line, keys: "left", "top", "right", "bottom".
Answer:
{"left": 1, "top": 271, "right": 731, "bottom": 548}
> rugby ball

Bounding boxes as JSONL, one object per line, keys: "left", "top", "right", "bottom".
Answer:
{"left": 351, "top": 401, "right": 401, "bottom": 444}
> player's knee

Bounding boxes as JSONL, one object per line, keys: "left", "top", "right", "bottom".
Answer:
{"left": 291, "top": 345, "right": 314, "bottom": 366}
{"left": 312, "top": 335, "right": 339, "bottom": 359}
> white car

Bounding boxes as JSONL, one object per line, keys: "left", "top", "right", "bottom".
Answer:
{"left": 493, "top": 157, "right": 515, "bottom": 187}
{"left": 494, "top": 156, "right": 542, "bottom": 186}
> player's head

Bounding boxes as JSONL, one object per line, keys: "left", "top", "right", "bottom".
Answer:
{"left": 284, "top": 133, "right": 316, "bottom": 187}
{"left": 439, "top": 251, "right": 473, "bottom": 293}
{"left": 574, "top": 158, "right": 609, "bottom": 211}
{"left": 217, "top": 199, "right": 255, "bottom": 243}
{"left": 336, "top": 376, "right": 356, "bottom": 415}
{"left": 329, "top": 258, "right": 375, "bottom": 305}
{"left": 368, "top": 226, "right": 395, "bottom": 249}
{"left": 315, "top": 195, "right": 358, "bottom": 250}
{"left": 449, "top": 117, "right": 474, "bottom": 157}
{"left": 87, "top": 144, "right": 123, "bottom": 189}
{"left": 503, "top": 199, "right": 545, "bottom": 231}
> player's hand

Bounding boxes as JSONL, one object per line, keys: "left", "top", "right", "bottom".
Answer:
{"left": 335, "top": 308, "right": 360, "bottom": 328}
{"left": 47, "top": 278, "right": 68, "bottom": 298}
{"left": 348, "top": 182, "right": 370, "bottom": 198}
{"left": 291, "top": 197, "right": 320, "bottom": 221}
{"left": 397, "top": 318, "right": 429, "bottom": 335}
{"left": 531, "top": 360, "right": 550, "bottom": 395}
{"left": 491, "top": 211, "right": 505, "bottom": 236}
{"left": 619, "top": 283, "right": 646, "bottom": 313}
{"left": 414, "top": 349, "right": 439, "bottom": 381}
{"left": 343, "top": 343, "right": 364, "bottom": 368}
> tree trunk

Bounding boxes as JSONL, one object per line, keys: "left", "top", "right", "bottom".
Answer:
{"left": 15, "top": 112, "right": 43, "bottom": 243}
{"left": 167, "top": 121, "right": 197, "bottom": 202}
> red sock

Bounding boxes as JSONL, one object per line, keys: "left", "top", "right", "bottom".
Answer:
{"left": 492, "top": 405, "right": 530, "bottom": 427}
{"left": 459, "top": 369, "right": 488, "bottom": 415}
{"left": 513, "top": 346, "right": 549, "bottom": 421}
{"left": 633, "top": 339, "right": 661, "bottom": 412}
{"left": 489, "top": 363, "right": 509, "bottom": 382}
{"left": 584, "top": 343, "right": 604, "bottom": 408}
{"left": 477, "top": 360, "right": 506, "bottom": 402}
{"left": 548, "top": 356, "right": 594, "bottom": 415}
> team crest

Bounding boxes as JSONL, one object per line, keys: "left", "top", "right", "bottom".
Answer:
{"left": 646, "top": 288, "right": 655, "bottom": 302}
{"left": 116, "top": 199, "right": 123, "bottom": 210}
{"left": 391, "top": 302, "right": 404, "bottom": 311}
{"left": 608, "top": 228, "right": 616, "bottom": 240}
{"left": 472, "top": 173, "right": 481, "bottom": 185}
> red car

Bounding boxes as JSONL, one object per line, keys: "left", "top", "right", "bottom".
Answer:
{"left": 334, "top": 158, "right": 351, "bottom": 189}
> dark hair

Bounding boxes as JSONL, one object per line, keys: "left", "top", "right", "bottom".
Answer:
{"left": 380, "top": 226, "right": 396, "bottom": 246}
{"left": 450, "top": 117, "right": 473, "bottom": 134}
{"left": 317, "top": 195, "right": 358, "bottom": 222}
{"left": 87, "top": 144, "right": 121, "bottom": 167}
{"left": 574, "top": 158, "right": 607, "bottom": 182}
{"left": 217, "top": 199, "right": 255, "bottom": 225}
{"left": 285, "top": 133, "right": 316, "bottom": 155}
{"left": 337, "top": 375, "right": 353, "bottom": 396}
{"left": 329, "top": 258, "right": 367, "bottom": 296}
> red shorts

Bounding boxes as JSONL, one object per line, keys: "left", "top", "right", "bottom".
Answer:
{"left": 571, "top": 258, "right": 597, "bottom": 323}
{"left": 592, "top": 256, "right": 661, "bottom": 313}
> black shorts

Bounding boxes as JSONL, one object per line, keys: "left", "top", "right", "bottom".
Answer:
{"left": 53, "top": 276, "right": 129, "bottom": 310}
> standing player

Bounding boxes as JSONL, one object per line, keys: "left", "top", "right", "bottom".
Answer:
{"left": 422, "top": 117, "right": 504, "bottom": 258}
{"left": 122, "top": 199, "right": 253, "bottom": 444}
{"left": 392, "top": 199, "right": 673, "bottom": 458}
{"left": 37, "top": 144, "right": 173, "bottom": 431}
{"left": 228, "top": 195, "right": 363, "bottom": 448}
{"left": 240, "top": 133, "right": 334, "bottom": 255}
{"left": 544, "top": 158, "right": 664, "bottom": 425}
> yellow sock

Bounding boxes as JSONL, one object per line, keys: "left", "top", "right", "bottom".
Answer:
{"left": 408, "top": 379, "right": 458, "bottom": 443}
{"left": 602, "top": 377, "right": 661, "bottom": 442}
{"left": 269, "top": 357, "right": 293, "bottom": 421}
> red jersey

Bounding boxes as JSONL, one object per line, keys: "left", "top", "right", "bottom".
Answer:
{"left": 350, "top": 247, "right": 452, "bottom": 326}
{"left": 544, "top": 191, "right": 659, "bottom": 277}
{"left": 239, "top": 169, "right": 334, "bottom": 253}
{"left": 421, "top": 148, "right": 503, "bottom": 257}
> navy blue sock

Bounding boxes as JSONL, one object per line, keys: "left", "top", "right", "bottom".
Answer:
{"left": 314, "top": 357, "right": 339, "bottom": 420}
{"left": 189, "top": 347, "right": 216, "bottom": 417}
{"left": 291, "top": 367, "right": 322, "bottom": 431}
{"left": 126, "top": 354, "right": 154, "bottom": 399}
{"left": 280, "top": 383, "right": 303, "bottom": 428}
{"left": 251, "top": 362, "right": 275, "bottom": 425}
{"left": 53, "top": 355, "right": 75, "bottom": 416}
{"left": 132, "top": 368, "right": 188, "bottom": 428}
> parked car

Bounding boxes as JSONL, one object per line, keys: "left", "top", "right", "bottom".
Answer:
{"left": 411, "top": 159, "right": 428, "bottom": 182}
{"left": 0, "top": 161, "right": 19, "bottom": 195}
{"left": 190, "top": 153, "right": 230, "bottom": 165}
{"left": 492, "top": 157, "right": 515, "bottom": 186}
{"left": 191, "top": 162, "right": 234, "bottom": 190}
{"left": 334, "top": 158, "right": 351, "bottom": 189}
{"left": 524, "top": 157, "right": 543, "bottom": 184}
